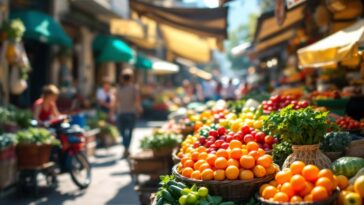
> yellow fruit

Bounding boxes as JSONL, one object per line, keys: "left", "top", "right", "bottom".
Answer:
{"left": 343, "top": 192, "right": 362, "bottom": 205}
{"left": 354, "top": 176, "right": 364, "bottom": 198}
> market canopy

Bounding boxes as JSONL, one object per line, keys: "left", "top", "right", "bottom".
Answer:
{"left": 160, "top": 25, "right": 218, "bottom": 63}
{"left": 135, "top": 53, "right": 152, "bottom": 70}
{"left": 130, "top": 0, "right": 228, "bottom": 39}
{"left": 92, "top": 35, "right": 134, "bottom": 63}
{"left": 298, "top": 19, "right": 364, "bottom": 68}
{"left": 150, "top": 57, "right": 179, "bottom": 75}
{"left": 10, "top": 10, "right": 72, "bottom": 47}
{"left": 253, "top": 5, "right": 304, "bottom": 54}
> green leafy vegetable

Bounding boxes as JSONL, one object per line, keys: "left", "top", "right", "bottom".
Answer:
{"left": 263, "top": 106, "right": 330, "bottom": 145}
{"left": 320, "top": 131, "right": 352, "bottom": 152}
{"left": 16, "top": 128, "right": 59, "bottom": 146}
{"left": 140, "top": 132, "right": 181, "bottom": 150}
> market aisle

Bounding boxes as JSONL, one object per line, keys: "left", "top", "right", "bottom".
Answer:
{"left": 0, "top": 120, "right": 164, "bottom": 205}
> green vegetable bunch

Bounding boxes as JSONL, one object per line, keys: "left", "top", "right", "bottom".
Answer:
{"left": 227, "top": 100, "right": 246, "bottom": 114}
{"left": 140, "top": 133, "right": 181, "bottom": 150}
{"left": 16, "top": 128, "right": 59, "bottom": 146}
{"left": 320, "top": 131, "right": 352, "bottom": 152}
{"left": 0, "top": 133, "right": 17, "bottom": 149}
{"left": 263, "top": 106, "right": 330, "bottom": 145}
{"left": 0, "top": 106, "right": 32, "bottom": 130}
{"left": 272, "top": 141, "right": 293, "bottom": 167}
{"left": 156, "top": 175, "right": 235, "bottom": 205}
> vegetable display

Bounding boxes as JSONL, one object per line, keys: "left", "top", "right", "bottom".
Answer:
{"left": 156, "top": 175, "right": 235, "bottom": 205}
{"left": 336, "top": 116, "right": 364, "bottom": 130}
{"left": 16, "top": 128, "right": 59, "bottom": 145}
{"left": 320, "top": 132, "right": 352, "bottom": 152}
{"left": 261, "top": 95, "right": 309, "bottom": 114}
{"left": 0, "top": 133, "right": 16, "bottom": 149}
{"left": 263, "top": 106, "right": 329, "bottom": 145}
{"left": 331, "top": 157, "right": 364, "bottom": 178}
{"left": 272, "top": 141, "right": 293, "bottom": 166}
{"left": 140, "top": 132, "right": 181, "bottom": 150}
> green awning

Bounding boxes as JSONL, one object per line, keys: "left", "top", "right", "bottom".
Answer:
{"left": 10, "top": 10, "right": 72, "bottom": 47}
{"left": 135, "top": 53, "right": 152, "bottom": 70}
{"left": 93, "top": 35, "right": 134, "bottom": 63}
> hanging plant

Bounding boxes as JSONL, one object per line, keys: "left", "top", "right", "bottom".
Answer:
{"left": 0, "top": 19, "right": 25, "bottom": 42}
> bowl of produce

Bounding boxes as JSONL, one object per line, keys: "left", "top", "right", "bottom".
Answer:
{"left": 257, "top": 161, "right": 344, "bottom": 205}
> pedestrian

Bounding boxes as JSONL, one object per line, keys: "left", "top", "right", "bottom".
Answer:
{"left": 202, "top": 79, "right": 215, "bottom": 102}
{"left": 115, "top": 68, "right": 143, "bottom": 158}
{"left": 215, "top": 81, "right": 223, "bottom": 100}
{"left": 96, "top": 77, "right": 114, "bottom": 116}
{"left": 33, "top": 84, "right": 61, "bottom": 122}
{"left": 223, "top": 79, "right": 236, "bottom": 101}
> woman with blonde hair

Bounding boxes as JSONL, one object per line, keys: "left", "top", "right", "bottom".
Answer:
{"left": 33, "top": 84, "right": 61, "bottom": 121}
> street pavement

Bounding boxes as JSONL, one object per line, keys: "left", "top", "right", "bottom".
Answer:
{"left": 0, "top": 120, "right": 165, "bottom": 205}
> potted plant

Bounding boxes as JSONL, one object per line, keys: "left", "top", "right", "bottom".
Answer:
{"left": 15, "top": 128, "right": 59, "bottom": 168}
{"left": 0, "top": 133, "right": 17, "bottom": 189}
{"left": 320, "top": 131, "right": 352, "bottom": 161}
{"left": 264, "top": 106, "right": 332, "bottom": 169}
{"left": 140, "top": 131, "right": 181, "bottom": 157}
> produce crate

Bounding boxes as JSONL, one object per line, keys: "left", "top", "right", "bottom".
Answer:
{"left": 0, "top": 146, "right": 17, "bottom": 190}
{"left": 314, "top": 98, "right": 349, "bottom": 115}
{"left": 129, "top": 150, "right": 173, "bottom": 175}
{"left": 134, "top": 180, "right": 159, "bottom": 205}
{"left": 84, "top": 129, "right": 99, "bottom": 157}
{"left": 16, "top": 144, "right": 52, "bottom": 168}
{"left": 346, "top": 138, "right": 364, "bottom": 158}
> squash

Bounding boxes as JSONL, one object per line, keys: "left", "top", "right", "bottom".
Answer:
{"left": 331, "top": 157, "right": 364, "bottom": 178}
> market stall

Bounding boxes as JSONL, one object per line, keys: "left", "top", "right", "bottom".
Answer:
{"left": 140, "top": 92, "right": 364, "bottom": 204}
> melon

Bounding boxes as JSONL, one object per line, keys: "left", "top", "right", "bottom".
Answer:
{"left": 331, "top": 157, "right": 364, "bottom": 178}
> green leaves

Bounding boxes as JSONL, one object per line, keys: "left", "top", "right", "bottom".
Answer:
{"left": 140, "top": 133, "right": 181, "bottom": 150}
{"left": 320, "top": 132, "right": 352, "bottom": 152}
{"left": 263, "top": 106, "right": 329, "bottom": 145}
{"left": 16, "top": 128, "right": 59, "bottom": 145}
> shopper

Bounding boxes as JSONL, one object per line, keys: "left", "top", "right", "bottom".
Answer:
{"left": 33, "top": 84, "right": 61, "bottom": 122}
{"left": 115, "top": 68, "right": 142, "bottom": 158}
{"left": 96, "top": 77, "right": 114, "bottom": 115}
{"left": 223, "top": 79, "right": 236, "bottom": 101}
{"left": 202, "top": 79, "right": 215, "bottom": 102}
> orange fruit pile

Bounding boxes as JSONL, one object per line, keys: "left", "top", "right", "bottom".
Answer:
{"left": 259, "top": 161, "right": 349, "bottom": 203}
{"left": 179, "top": 140, "right": 277, "bottom": 181}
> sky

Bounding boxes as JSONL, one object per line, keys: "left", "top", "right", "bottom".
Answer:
{"left": 227, "top": 0, "right": 260, "bottom": 31}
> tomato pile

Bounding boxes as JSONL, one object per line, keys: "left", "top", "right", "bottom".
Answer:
{"left": 259, "top": 161, "right": 349, "bottom": 203}
{"left": 336, "top": 116, "right": 364, "bottom": 130}
{"left": 178, "top": 140, "right": 278, "bottom": 181}
{"left": 262, "top": 95, "right": 309, "bottom": 113}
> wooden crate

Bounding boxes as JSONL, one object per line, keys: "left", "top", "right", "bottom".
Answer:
{"left": 129, "top": 150, "right": 172, "bottom": 175}
{"left": 0, "top": 158, "right": 17, "bottom": 189}
{"left": 84, "top": 129, "right": 99, "bottom": 157}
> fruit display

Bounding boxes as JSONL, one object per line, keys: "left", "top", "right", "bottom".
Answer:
{"left": 177, "top": 140, "right": 278, "bottom": 181}
{"left": 156, "top": 175, "right": 235, "bottom": 205}
{"left": 337, "top": 175, "right": 364, "bottom": 205}
{"left": 258, "top": 161, "right": 346, "bottom": 203}
{"left": 336, "top": 116, "right": 364, "bottom": 130}
{"left": 261, "top": 95, "right": 309, "bottom": 114}
{"left": 331, "top": 157, "right": 364, "bottom": 178}
{"left": 310, "top": 90, "right": 341, "bottom": 100}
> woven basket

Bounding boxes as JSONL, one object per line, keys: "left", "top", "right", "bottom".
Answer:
{"left": 324, "top": 151, "right": 343, "bottom": 161}
{"left": 283, "top": 145, "right": 331, "bottom": 169}
{"left": 172, "top": 148, "right": 181, "bottom": 164}
{"left": 256, "top": 189, "right": 339, "bottom": 205}
{"left": 151, "top": 147, "right": 174, "bottom": 158}
{"left": 172, "top": 165, "right": 275, "bottom": 202}
{"left": 345, "top": 138, "right": 364, "bottom": 158}
{"left": 16, "top": 144, "right": 52, "bottom": 168}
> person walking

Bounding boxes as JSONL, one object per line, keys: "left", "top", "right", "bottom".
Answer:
{"left": 115, "top": 68, "right": 142, "bottom": 158}
{"left": 96, "top": 77, "right": 114, "bottom": 115}
{"left": 223, "top": 79, "right": 236, "bottom": 101}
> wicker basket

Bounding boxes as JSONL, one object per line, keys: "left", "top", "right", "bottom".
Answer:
{"left": 324, "top": 151, "right": 343, "bottom": 161}
{"left": 283, "top": 145, "right": 331, "bottom": 169}
{"left": 345, "top": 138, "right": 364, "bottom": 158}
{"left": 172, "top": 165, "right": 275, "bottom": 202}
{"left": 16, "top": 144, "right": 52, "bottom": 168}
{"left": 172, "top": 147, "right": 181, "bottom": 164}
{"left": 256, "top": 189, "right": 339, "bottom": 205}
